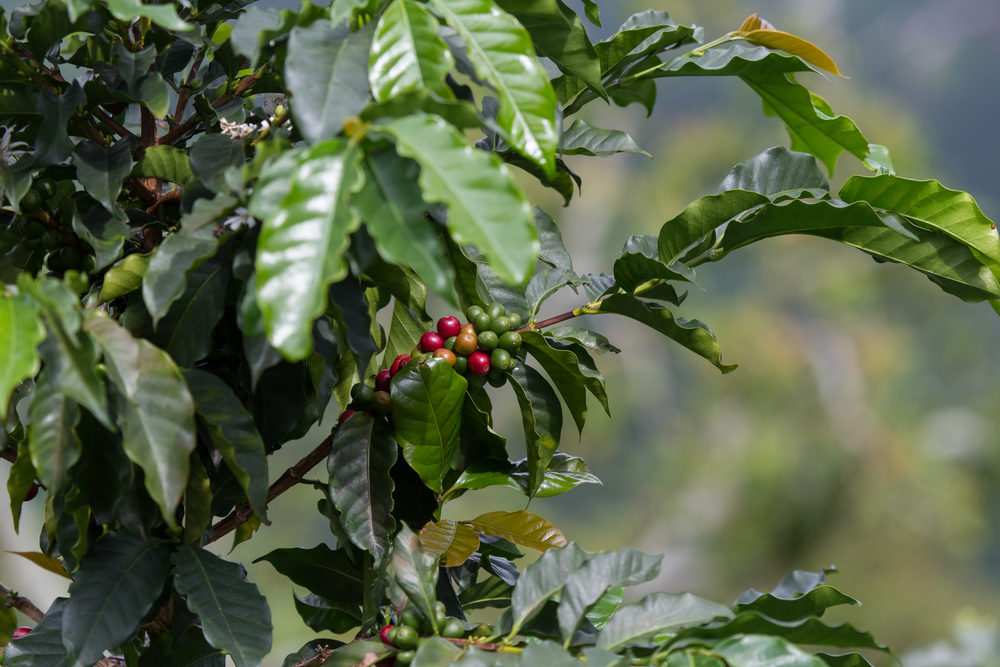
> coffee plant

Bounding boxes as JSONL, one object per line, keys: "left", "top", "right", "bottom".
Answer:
{"left": 0, "top": 0, "right": 997, "bottom": 665}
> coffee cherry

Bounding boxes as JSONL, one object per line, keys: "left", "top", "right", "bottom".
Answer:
{"left": 380, "top": 625, "right": 395, "bottom": 646}
{"left": 466, "top": 305, "right": 484, "bottom": 321}
{"left": 499, "top": 331, "right": 521, "bottom": 352}
{"left": 40, "top": 229, "right": 62, "bottom": 251}
{"left": 437, "top": 316, "right": 461, "bottom": 339}
{"left": 20, "top": 190, "right": 42, "bottom": 213}
{"left": 442, "top": 619, "right": 465, "bottom": 639}
{"left": 420, "top": 331, "right": 444, "bottom": 353}
{"left": 350, "top": 384, "right": 374, "bottom": 409}
{"left": 489, "top": 316, "right": 510, "bottom": 335}
{"left": 80, "top": 254, "right": 98, "bottom": 274}
{"left": 32, "top": 178, "right": 57, "bottom": 199}
{"left": 24, "top": 482, "right": 39, "bottom": 502}
{"left": 477, "top": 331, "right": 498, "bottom": 352}
{"left": 507, "top": 312, "right": 522, "bottom": 329}
{"left": 375, "top": 370, "right": 391, "bottom": 392}
{"left": 454, "top": 333, "right": 477, "bottom": 356}
{"left": 434, "top": 608, "right": 447, "bottom": 629}
{"left": 467, "top": 373, "right": 487, "bottom": 390}
{"left": 400, "top": 608, "right": 422, "bottom": 629}
{"left": 473, "top": 312, "right": 492, "bottom": 333}
{"left": 453, "top": 355, "right": 468, "bottom": 375}
{"left": 372, "top": 391, "right": 392, "bottom": 414}
{"left": 21, "top": 237, "right": 40, "bottom": 249}
{"left": 338, "top": 409, "right": 357, "bottom": 425}
{"left": 12, "top": 626, "right": 31, "bottom": 639}
{"left": 486, "top": 302, "right": 505, "bottom": 320}
{"left": 24, "top": 220, "right": 45, "bottom": 238}
{"left": 396, "top": 650, "right": 415, "bottom": 665}
{"left": 45, "top": 252, "right": 65, "bottom": 272}
{"left": 443, "top": 336, "right": 457, "bottom": 352}
{"left": 490, "top": 349, "right": 512, "bottom": 371}
{"left": 460, "top": 323, "right": 476, "bottom": 336}
{"left": 487, "top": 372, "right": 506, "bottom": 388}
{"left": 59, "top": 246, "right": 81, "bottom": 269}
{"left": 433, "top": 348, "right": 456, "bottom": 366}
{"left": 468, "top": 351, "right": 490, "bottom": 376}
{"left": 391, "top": 355, "right": 411, "bottom": 376}
{"left": 394, "top": 625, "right": 419, "bottom": 649}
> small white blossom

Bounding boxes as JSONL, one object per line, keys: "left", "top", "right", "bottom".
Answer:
{"left": 0, "top": 125, "right": 29, "bottom": 166}
{"left": 223, "top": 207, "right": 256, "bottom": 232}
{"left": 220, "top": 118, "right": 256, "bottom": 139}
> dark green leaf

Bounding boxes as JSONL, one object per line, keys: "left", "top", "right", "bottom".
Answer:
{"left": 520, "top": 330, "right": 607, "bottom": 435}
{"left": 329, "top": 274, "right": 377, "bottom": 377}
{"left": 0, "top": 288, "right": 44, "bottom": 420}
{"left": 710, "top": 635, "right": 827, "bottom": 667}
{"left": 597, "top": 593, "right": 733, "bottom": 651}
{"left": 515, "top": 641, "right": 576, "bottom": 667}
{"left": 511, "top": 451, "right": 601, "bottom": 498}
{"left": 412, "top": 637, "right": 464, "bottom": 665}
{"left": 72, "top": 137, "right": 134, "bottom": 219}
{"left": 238, "top": 276, "right": 282, "bottom": 390}
{"left": 733, "top": 585, "right": 858, "bottom": 622}
{"left": 534, "top": 207, "right": 572, "bottom": 270}
{"left": 189, "top": 135, "right": 244, "bottom": 193}
{"left": 524, "top": 268, "right": 580, "bottom": 322}
{"left": 184, "top": 452, "right": 213, "bottom": 545}
{"left": 459, "top": 243, "right": 530, "bottom": 320}
{"left": 560, "top": 120, "right": 648, "bottom": 158}
{"left": 27, "top": 371, "right": 81, "bottom": 494}
{"left": 614, "top": 235, "right": 691, "bottom": 294}
{"left": 172, "top": 545, "right": 273, "bottom": 667}
{"left": 63, "top": 533, "right": 171, "bottom": 667}
{"left": 544, "top": 326, "right": 619, "bottom": 355}
{"left": 318, "top": 642, "right": 393, "bottom": 667}
{"left": 458, "top": 577, "right": 513, "bottom": 610}
{"left": 668, "top": 613, "right": 888, "bottom": 653}
{"left": 718, "top": 146, "right": 828, "bottom": 196}
{"left": 138, "top": 626, "right": 226, "bottom": 667}
{"left": 293, "top": 593, "right": 362, "bottom": 634}
{"left": 500, "top": 151, "right": 581, "bottom": 207}
{"left": 150, "top": 256, "right": 229, "bottom": 368}
{"left": 72, "top": 207, "right": 129, "bottom": 272}
{"left": 390, "top": 523, "right": 441, "bottom": 633}
{"left": 657, "top": 190, "right": 769, "bottom": 269}
{"left": 7, "top": 440, "right": 36, "bottom": 533}
{"left": 254, "top": 544, "right": 365, "bottom": 602}
{"left": 369, "top": 0, "right": 454, "bottom": 102}
{"left": 3, "top": 599, "right": 68, "bottom": 667}
{"left": 508, "top": 362, "right": 562, "bottom": 495}
{"left": 585, "top": 588, "right": 623, "bottom": 630}
{"left": 507, "top": 542, "right": 588, "bottom": 637}
{"left": 814, "top": 654, "right": 874, "bottom": 667}
{"left": 651, "top": 42, "right": 815, "bottom": 80}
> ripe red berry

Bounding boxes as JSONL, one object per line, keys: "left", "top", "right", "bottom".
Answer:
{"left": 376, "top": 369, "right": 391, "bottom": 392}
{"left": 338, "top": 410, "right": 357, "bottom": 425}
{"left": 468, "top": 351, "right": 491, "bottom": 376}
{"left": 24, "top": 482, "right": 39, "bottom": 502}
{"left": 437, "top": 316, "right": 462, "bottom": 339}
{"left": 420, "top": 331, "right": 444, "bottom": 353}
{"left": 391, "top": 355, "right": 411, "bottom": 376}
{"left": 13, "top": 626, "right": 31, "bottom": 639}
{"left": 380, "top": 624, "right": 395, "bottom": 646}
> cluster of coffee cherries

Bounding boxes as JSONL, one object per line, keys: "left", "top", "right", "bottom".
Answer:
{"left": 12, "top": 178, "right": 98, "bottom": 274}
{"left": 378, "top": 602, "right": 467, "bottom": 664}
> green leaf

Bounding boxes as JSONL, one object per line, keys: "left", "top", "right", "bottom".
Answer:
{"left": 183, "top": 369, "right": 269, "bottom": 524}
{"left": 520, "top": 330, "right": 608, "bottom": 435}
{"left": 814, "top": 654, "right": 874, "bottom": 667}
{"left": 389, "top": 358, "right": 467, "bottom": 493}
{"left": 718, "top": 146, "right": 828, "bottom": 196}
{"left": 585, "top": 588, "right": 624, "bottom": 630}
{"left": 657, "top": 190, "right": 769, "bottom": 269}
{"left": 378, "top": 113, "right": 538, "bottom": 285}
{"left": 0, "top": 288, "right": 44, "bottom": 420}
{"left": 458, "top": 577, "right": 513, "bottom": 610}
{"left": 501, "top": 151, "right": 582, "bottom": 207}
{"left": 383, "top": 300, "right": 426, "bottom": 369}
{"left": 595, "top": 294, "right": 737, "bottom": 373}
{"left": 412, "top": 637, "right": 465, "bottom": 665}
{"left": 507, "top": 542, "right": 587, "bottom": 637}
{"left": 62, "top": 533, "right": 171, "bottom": 667}
{"left": 328, "top": 412, "right": 397, "bottom": 563}
{"left": 710, "top": 635, "right": 827, "bottom": 667}
{"left": 72, "top": 137, "right": 134, "bottom": 219}
{"left": 524, "top": 268, "right": 580, "bottom": 322}
{"left": 84, "top": 316, "right": 197, "bottom": 527}
{"left": 130, "top": 145, "right": 192, "bottom": 185}
{"left": 138, "top": 626, "right": 227, "bottom": 667}
{"left": 560, "top": 120, "right": 648, "bottom": 158}
{"left": 254, "top": 544, "right": 365, "bottom": 602}
{"left": 72, "top": 208, "right": 129, "bottom": 272}
{"left": 515, "top": 641, "right": 577, "bottom": 667}
{"left": 544, "top": 326, "right": 620, "bottom": 355}
{"left": 733, "top": 585, "right": 859, "bottom": 622}
{"left": 471, "top": 510, "right": 567, "bottom": 553}
{"left": 229, "top": 4, "right": 327, "bottom": 68}
{"left": 535, "top": 207, "right": 572, "bottom": 270}
{"left": 390, "top": 523, "right": 441, "bottom": 633}
{"left": 651, "top": 42, "right": 815, "bottom": 80}
{"left": 99, "top": 252, "right": 152, "bottom": 305}
{"left": 597, "top": 593, "right": 733, "bottom": 651}
{"left": 320, "top": 642, "right": 393, "bottom": 667}
{"left": 285, "top": 21, "right": 373, "bottom": 145}
{"left": 189, "top": 135, "right": 244, "bottom": 193}
{"left": 329, "top": 274, "right": 378, "bottom": 377}
{"left": 495, "top": 0, "right": 606, "bottom": 100}
{"left": 5, "top": 551, "right": 72, "bottom": 580}
{"left": 255, "top": 140, "right": 364, "bottom": 361}
{"left": 238, "top": 277, "right": 283, "bottom": 390}
{"left": 149, "top": 256, "right": 229, "bottom": 368}
{"left": 3, "top": 599, "right": 69, "bottom": 667}
{"left": 613, "top": 235, "right": 691, "bottom": 295}
{"left": 668, "top": 613, "right": 888, "bottom": 653}
{"left": 580, "top": 0, "right": 600, "bottom": 26}
{"left": 0, "top": 606, "right": 14, "bottom": 645}
{"left": 512, "top": 451, "right": 601, "bottom": 498}
{"left": 430, "top": 0, "right": 559, "bottom": 177}
{"left": 103, "top": 0, "right": 190, "bottom": 31}
{"left": 353, "top": 148, "right": 454, "bottom": 302}
{"left": 508, "top": 362, "right": 562, "bottom": 495}
{"left": 28, "top": 371, "right": 81, "bottom": 494}
{"left": 460, "top": 243, "right": 530, "bottom": 319}
{"left": 172, "top": 544, "right": 273, "bottom": 667}
{"left": 369, "top": 0, "right": 454, "bottom": 102}
{"left": 558, "top": 548, "right": 663, "bottom": 640}
{"left": 293, "top": 594, "right": 361, "bottom": 634}
{"left": 7, "top": 440, "right": 36, "bottom": 533}
{"left": 184, "top": 452, "right": 213, "bottom": 545}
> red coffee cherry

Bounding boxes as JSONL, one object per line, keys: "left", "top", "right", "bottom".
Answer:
{"left": 338, "top": 410, "right": 357, "bottom": 425}
{"left": 391, "top": 355, "right": 411, "bottom": 376}
{"left": 24, "top": 482, "right": 39, "bottom": 502}
{"left": 420, "top": 331, "right": 444, "bottom": 353}
{"left": 13, "top": 626, "right": 31, "bottom": 639}
{"left": 437, "top": 316, "right": 462, "bottom": 339}
{"left": 376, "top": 370, "right": 391, "bottom": 392}
{"left": 379, "top": 625, "right": 395, "bottom": 646}
{"left": 468, "top": 351, "right": 491, "bottom": 376}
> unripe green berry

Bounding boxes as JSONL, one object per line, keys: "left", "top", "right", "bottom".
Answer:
{"left": 394, "top": 625, "right": 418, "bottom": 649}
{"left": 40, "top": 229, "right": 62, "bottom": 250}
{"left": 25, "top": 221, "right": 45, "bottom": 238}
{"left": 350, "top": 383, "right": 375, "bottom": 409}
{"left": 453, "top": 355, "right": 468, "bottom": 375}
{"left": 80, "top": 254, "right": 98, "bottom": 274}
{"left": 486, "top": 302, "right": 505, "bottom": 319}
{"left": 507, "top": 312, "right": 521, "bottom": 329}
{"left": 59, "top": 245, "right": 81, "bottom": 269}
{"left": 443, "top": 336, "right": 457, "bottom": 351}
{"left": 400, "top": 608, "right": 422, "bottom": 629}
{"left": 466, "top": 305, "right": 484, "bottom": 321}
{"left": 477, "top": 331, "right": 498, "bottom": 352}
{"left": 473, "top": 312, "right": 492, "bottom": 333}
{"left": 498, "top": 331, "right": 521, "bottom": 352}
{"left": 396, "top": 650, "right": 415, "bottom": 665}
{"left": 467, "top": 373, "right": 487, "bottom": 390}
{"left": 489, "top": 316, "right": 510, "bottom": 335}
{"left": 487, "top": 372, "right": 506, "bottom": 388}
{"left": 490, "top": 348, "right": 511, "bottom": 371}
{"left": 441, "top": 619, "right": 464, "bottom": 638}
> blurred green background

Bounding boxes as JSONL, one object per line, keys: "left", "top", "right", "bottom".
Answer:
{"left": 4, "top": 0, "right": 1000, "bottom": 664}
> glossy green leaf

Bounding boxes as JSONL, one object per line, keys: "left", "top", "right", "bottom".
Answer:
{"left": 668, "top": 613, "right": 888, "bottom": 653}
{"left": 456, "top": 390, "right": 509, "bottom": 468}
{"left": 254, "top": 544, "right": 365, "bottom": 602}
{"left": 460, "top": 243, "right": 530, "bottom": 319}
{"left": 560, "top": 120, "right": 648, "bottom": 158}
{"left": 0, "top": 288, "right": 44, "bottom": 420}
{"left": 544, "top": 326, "right": 620, "bottom": 355}
{"left": 733, "top": 585, "right": 858, "bottom": 622}
{"left": 285, "top": 21, "right": 373, "bottom": 145}
{"left": 71, "top": 208, "right": 129, "bottom": 272}
{"left": 379, "top": 113, "right": 538, "bottom": 284}
{"left": 535, "top": 207, "right": 572, "bottom": 270}
{"left": 329, "top": 274, "right": 378, "bottom": 377}
{"left": 328, "top": 412, "right": 397, "bottom": 563}
{"left": 99, "top": 252, "right": 152, "bottom": 305}
{"left": 471, "top": 510, "right": 567, "bottom": 553}
{"left": 718, "top": 146, "right": 828, "bottom": 196}
{"left": 814, "top": 654, "right": 874, "bottom": 667}
{"left": 63, "top": 533, "right": 171, "bottom": 667}
{"left": 28, "top": 372, "right": 81, "bottom": 494}
{"left": 585, "top": 588, "right": 624, "bottom": 631}
{"left": 580, "top": 0, "right": 600, "bottom": 26}
{"left": 383, "top": 299, "right": 426, "bottom": 369}
{"left": 524, "top": 268, "right": 580, "bottom": 322}
{"left": 321, "top": 641, "right": 393, "bottom": 667}
{"left": 238, "top": 277, "right": 283, "bottom": 390}
{"left": 255, "top": 140, "right": 364, "bottom": 361}
{"left": 512, "top": 451, "right": 601, "bottom": 498}
{"left": 293, "top": 593, "right": 362, "bottom": 634}
{"left": 353, "top": 148, "right": 454, "bottom": 302}
{"left": 183, "top": 369, "right": 269, "bottom": 524}
{"left": 595, "top": 294, "right": 737, "bottom": 373}
{"left": 3, "top": 599, "right": 69, "bottom": 667}
{"left": 72, "top": 137, "right": 134, "bottom": 219}
{"left": 515, "top": 641, "right": 577, "bottom": 667}
{"left": 184, "top": 452, "right": 213, "bottom": 545}
{"left": 229, "top": 3, "right": 327, "bottom": 68}
{"left": 458, "top": 577, "right": 513, "bottom": 610}
{"left": 657, "top": 190, "right": 769, "bottom": 269}
{"left": 558, "top": 548, "right": 663, "bottom": 640}
{"left": 651, "top": 42, "right": 815, "bottom": 80}
{"left": 597, "top": 593, "right": 733, "bottom": 651}
{"left": 390, "top": 358, "right": 467, "bottom": 493}
{"left": 599, "top": 10, "right": 696, "bottom": 75}
{"left": 173, "top": 545, "right": 273, "bottom": 667}
{"left": 711, "top": 635, "right": 827, "bottom": 667}
{"left": 84, "top": 316, "right": 196, "bottom": 527}
{"left": 129, "top": 145, "right": 192, "bottom": 184}
{"left": 412, "top": 636, "right": 464, "bottom": 665}
{"left": 7, "top": 440, "right": 36, "bottom": 533}
{"left": 138, "top": 627, "right": 226, "bottom": 667}
{"left": 149, "top": 256, "right": 229, "bottom": 368}
{"left": 613, "top": 235, "right": 691, "bottom": 295}
{"left": 369, "top": 0, "right": 454, "bottom": 102}
{"left": 431, "top": 0, "right": 558, "bottom": 176}
{"left": 508, "top": 362, "right": 562, "bottom": 495}
{"left": 103, "top": 0, "right": 189, "bottom": 31}
{"left": 390, "top": 523, "right": 441, "bottom": 633}
{"left": 507, "top": 542, "right": 588, "bottom": 637}
{"left": 418, "top": 520, "right": 480, "bottom": 566}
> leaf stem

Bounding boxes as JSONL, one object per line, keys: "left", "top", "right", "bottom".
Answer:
{"left": 159, "top": 65, "right": 268, "bottom": 146}
{"left": 0, "top": 580, "right": 44, "bottom": 622}
{"left": 92, "top": 109, "right": 135, "bottom": 141}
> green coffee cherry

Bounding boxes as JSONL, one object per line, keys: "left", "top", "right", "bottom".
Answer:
{"left": 400, "top": 608, "right": 422, "bottom": 629}
{"left": 489, "top": 316, "right": 510, "bottom": 335}
{"left": 487, "top": 372, "right": 506, "bottom": 388}
{"left": 21, "top": 237, "right": 40, "bottom": 249}
{"left": 441, "top": 619, "right": 465, "bottom": 638}
{"left": 45, "top": 252, "right": 65, "bottom": 271}
{"left": 477, "top": 331, "right": 499, "bottom": 352}
{"left": 394, "top": 626, "right": 418, "bottom": 649}
{"left": 59, "top": 246, "right": 81, "bottom": 270}
{"left": 20, "top": 190, "right": 42, "bottom": 213}
{"left": 396, "top": 650, "right": 415, "bottom": 665}
{"left": 40, "top": 229, "right": 62, "bottom": 250}
{"left": 32, "top": 178, "right": 57, "bottom": 199}
{"left": 434, "top": 608, "right": 447, "bottom": 630}
{"left": 443, "top": 336, "right": 457, "bottom": 351}
{"left": 490, "top": 349, "right": 511, "bottom": 371}
{"left": 453, "top": 355, "right": 468, "bottom": 374}
{"left": 473, "top": 312, "right": 492, "bottom": 333}
{"left": 486, "top": 302, "right": 505, "bottom": 319}
{"left": 24, "top": 221, "right": 45, "bottom": 238}
{"left": 498, "top": 331, "right": 521, "bottom": 352}
{"left": 80, "top": 254, "right": 98, "bottom": 274}
{"left": 466, "top": 305, "right": 484, "bottom": 321}
{"left": 507, "top": 312, "right": 521, "bottom": 329}
{"left": 467, "top": 373, "right": 488, "bottom": 390}
{"left": 350, "top": 383, "right": 375, "bottom": 409}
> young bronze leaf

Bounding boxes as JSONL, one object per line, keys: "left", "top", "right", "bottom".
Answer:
{"left": 418, "top": 520, "right": 480, "bottom": 566}
{"left": 470, "top": 510, "right": 567, "bottom": 552}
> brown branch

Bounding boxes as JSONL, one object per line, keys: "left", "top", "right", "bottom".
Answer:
{"left": 204, "top": 432, "right": 334, "bottom": 546}
{"left": 519, "top": 308, "right": 580, "bottom": 332}
{"left": 92, "top": 109, "right": 135, "bottom": 141}
{"left": 75, "top": 116, "right": 109, "bottom": 147}
{"left": 293, "top": 645, "right": 336, "bottom": 667}
{"left": 0, "top": 581, "right": 45, "bottom": 622}
{"left": 173, "top": 52, "right": 205, "bottom": 123}
{"left": 158, "top": 65, "right": 268, "bottom": 146}
{"left": 1, "top": 447, "right": 16, "bottom": 464}
{"left": 147, "top": 189, "right": 182, "bottom": 215}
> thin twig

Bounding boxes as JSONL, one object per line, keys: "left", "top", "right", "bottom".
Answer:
{"left": 0, "top": 581, "right": 45, "bottom": 622}
{"left": 520, "top": 308, "right": 581, "bottom": 332}
{"left": 204, "top": 432, "right": 334, "bottom": 546}
{"left": 159, "top": 65, "right": 268, "bottom": 146}
{"left": 1, "top": 448, "right": 17, "bottom": 464}
{"left": 92, "top": 109, "right": 135, "bottom": 140}
{"left": 173, "top": 51, "right": 205, "bottom": 123}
